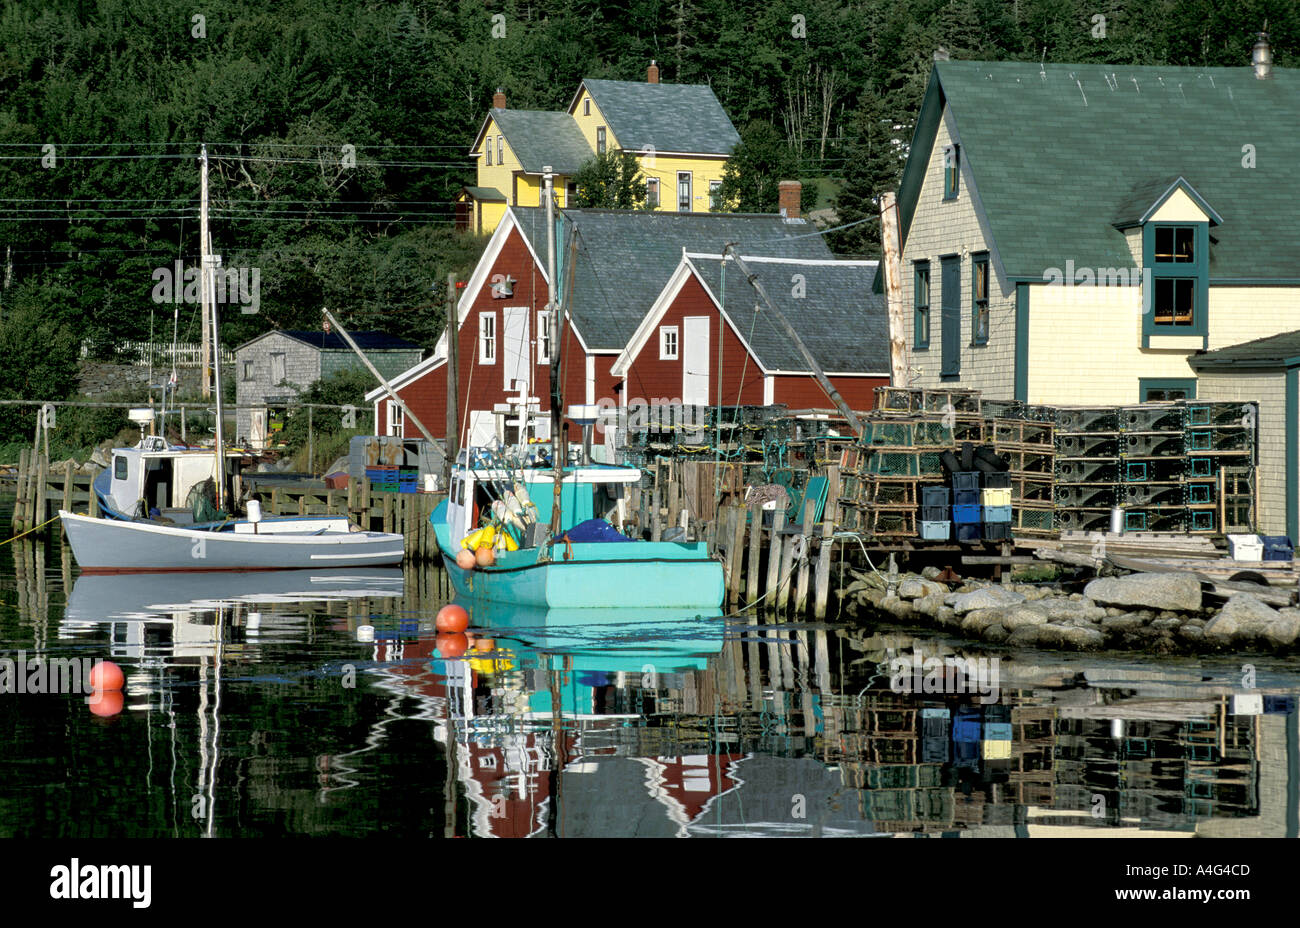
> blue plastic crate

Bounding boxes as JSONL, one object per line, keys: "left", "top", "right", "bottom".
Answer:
{"left": 952, "top": 708, "right": 982, "bottom": 743}
{"left": 952, "top": 504, "right": 981, "bottom": 524}
{"left": 921, "top": 486, "right": 949, "bottom": 507}
{"left": 920, "top": 520, "right": 951, "bottom": 541}
{"left": 982, "top": 504, "right": 1012, "bottom": 523}
{"left": 983, "top": 521, "right": 1011, "bottom": 541}
{"left": 921, "top": 505, "right": 948, "bottom": 522}
{"left": 953, "top": 471, "right": 980, "bottom": 491}
{"left": 954, "top": 489, "right": 979, "bottom": 506}
{"left": 921, "top": 707, "right": 951, "bottom": 719}
{"left": 985, "top": 722, "right": 1012, "bottom": 741}
{"left": 984, "top": 472, "right": 1011, "bottom": 489}
{"left": 1261, "top": 535, "right": 1293, "bottom": 560}
{"left": 955, "top": 522, "right": 982, "bottom": 543}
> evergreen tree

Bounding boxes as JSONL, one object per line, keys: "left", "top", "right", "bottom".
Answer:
{"left": 571, "top": 151, "right": 647, "bottom": 209}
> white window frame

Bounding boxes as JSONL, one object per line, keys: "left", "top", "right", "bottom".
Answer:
{"left": 480, "top": 312, "right": 497, "bottom": 364}
{"left": 241, "top": 360, "right": 253, "bottom": 381}
{"left": 485, "top": 137, "right": 492, "bottom": 166}
{"left": 269, "top": 352, "right": 286, "bottom": 384}
{"left": 386, "top": 400, "right": 404, "bottom": 438}
{"left": 677, "top": 171, "right": 692, "bottom": 212}
{"left": 597, "top": 127, "right": 606, "bottom": 156}
{"left": 659, "top": 325, "right": 679, "bottom": 360}
{"left": 537, "top": 311, "right": 551, "bottom": 364}
{"left": 646, "top": 177, "right": 660, "bottom": 208}
{"left": 709, "top": 179, "right": 722, "bottom": 211}
{"left": 583, "top": 99, "right": 590, "bottom": 116}
{"left": 497, "top": 136, "right": 503, "bottom": 164}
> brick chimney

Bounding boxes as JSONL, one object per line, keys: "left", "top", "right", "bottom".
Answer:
{"left": 1253, "top": 32, "right": 1273, "bottom": 79}
{"left": 493, "top": 87, "right": 507, "bottom": 109}
{"left": 778, "top": 180, "right": 802, "bottom": 219}
{"left": 647, "top": 60, "right": 659, "bottom": 84}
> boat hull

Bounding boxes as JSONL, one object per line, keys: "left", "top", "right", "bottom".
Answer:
{"left": 60, "top": 511, "right": 405, "bottom": 573}
{"left": 431, "top": 501, "right": 723, "bottom": 609}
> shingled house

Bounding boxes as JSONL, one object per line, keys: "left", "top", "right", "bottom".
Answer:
{"left": 370, "top": 199, "right": 888, "bottom": 452}
{"left": 896, "top": 47, "right": 1298, "bottom": 404}
{"left": 893, "top": 39, "right": 1299, "bottom": 535}
{"left": 234, "top": 330, "right": 421, "bottom": 449}
{"left": 458, "top": 63, "right": 740, "bottom": 235}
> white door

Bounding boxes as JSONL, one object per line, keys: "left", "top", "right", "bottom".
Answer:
{"left": 682, "top": 316, "right": 710, "bottom": 406}
{"left": 468, "top": 411, "right": 496, "bottom": 446}
{"left": 503, "top": 306, "right": 530, "bottom": 391}
{"left": 250, "top": 409, "right": 268, "bottom": 449}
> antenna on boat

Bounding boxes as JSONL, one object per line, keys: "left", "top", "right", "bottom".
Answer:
{"left": 544, "top": 168, "right": 565, "bottom": 540}
{"left": 201, "top": 144, "right": 228, "bottom": 512}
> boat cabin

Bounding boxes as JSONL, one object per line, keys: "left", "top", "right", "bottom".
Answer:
{"left": 100, "top": 437, "right": 251, "bottom": 523}
{"left": 446, "top": 450, "right": 640, "bottom": 545}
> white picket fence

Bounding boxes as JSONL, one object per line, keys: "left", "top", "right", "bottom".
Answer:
{"left": 81, "top": 341, "right": 235, "bottom": 367}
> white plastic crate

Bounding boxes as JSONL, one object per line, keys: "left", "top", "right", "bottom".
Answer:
{"left": 1228, "top": 533, "right": 1263, "bottom": 561}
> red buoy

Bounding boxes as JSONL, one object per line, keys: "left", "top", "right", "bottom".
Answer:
{"left": 436, "top": 604, "right": 470, "bottom": 633}
{"left": 436, "top": 632, "right": 469, "bottom": 659}
{"left": 474, "top": 546, "right": 496, "bottom": 568}
{"left": 89, "top": 661, "right": 124, "bottom": 692}
{"left": 89, "top": 690, "right": 124, "bottom": 718}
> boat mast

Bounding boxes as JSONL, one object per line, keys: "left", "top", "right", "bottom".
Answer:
{"left": 544, "top": 169, "right": 564, "bottom": 538}
{"left": 202, "top": 144, "right": 228, "bottom": 511}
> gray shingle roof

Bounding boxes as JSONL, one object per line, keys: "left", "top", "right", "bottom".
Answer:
{"left": 899, "top": 61, "right": 1300, "bottom": 280}
{"left": 577, "top": 79, "right": 740, "bottom": 155}
{"left": 510, "top": 208, "right": 833, "bottom": 350}
{"left": 689, "top": 257, "right": 888, "bottom": 372}
{"left": 490, "top": 109, "right": 594, "bottom": 175}
{"left": 278, "top": 331, "right": 421, "bottom": 352}
{"left": 1189, "top": 330, "right": 1300, "bottom": 369}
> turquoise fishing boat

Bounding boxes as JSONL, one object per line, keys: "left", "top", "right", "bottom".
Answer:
{"left": 430, "top": 452, "right": 724, "bottom": 609}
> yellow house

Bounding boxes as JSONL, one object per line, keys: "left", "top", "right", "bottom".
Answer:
{"left": 461, "top": 64, "right": 739, "bottom": 233}
{"left": 895, "top": 41, "right": 1300, "bottom": 536}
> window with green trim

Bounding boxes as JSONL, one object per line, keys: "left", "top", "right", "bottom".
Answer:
{"left": 972, "top": 253, "right": 989, "bottom": 345}
{"left": 943, "top": 145, "right": 959, "bottom": 199}
{"left": 1143, "top": 222, "right": 1208, "bottom": 337}
{"left": 1139, "top": 378, "right": 1196, "bottom": 402}
{"left": 914, "top": 262, "right": 931, "bottom": 349}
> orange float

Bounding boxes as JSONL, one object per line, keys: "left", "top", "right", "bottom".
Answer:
{"left": 89, "top": 661, "right": 124, "bottom": 692}
{"left": 436, "top": 632, "right": 468, "bottom": 658}
{"left": 474, "top": 546, "right": 496, "bottom": 568}
{"left": 436, "top": 603, "right": 470, "bottom": 633}
{"left": 89, "top": 690, "right": 124, "bottom": 718}
{"left": 455, "top": 548, "right": 476, "bottom": 570}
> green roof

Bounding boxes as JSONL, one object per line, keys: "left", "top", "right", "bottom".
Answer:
{"left": 576, "top": 79, "right": 740, "bottom": 155}
{"left": 899, "top": 61, "right": 1300, "bottom": 280}
{"left": 489, "top": 109, "right": 593, "bottom": 174}
{"left": 1190, "top": 330, "right": 1300, "bottom": 369}
{"left": 689, "top": 257, "right": 888, "bottom": 372}
{"left": 511, "top": 208, "right": 833, "bottom": 350}
{"left": 463, "top": 186, "right": 506, "bottom": 202}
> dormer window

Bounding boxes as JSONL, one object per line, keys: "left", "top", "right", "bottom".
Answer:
{"left": 1143, "top": 222, "right": 1208, "bottom": 338}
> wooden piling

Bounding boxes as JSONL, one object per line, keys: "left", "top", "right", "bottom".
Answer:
{"left": 728, "top": 502, "right": 746, "bottom": 602}
{"left": 651, "top": 485, "right": 662, "bottom": 542}
{"left": 33, "top": 454, "right": 47, "bottom": 529}
{"left": 794, "top": 498, "right": 816, "bottom": 613}
{"left": 89, "top": 466, "right": 100, "bottom": 518}
{"left": 765, "top": 507, "right": 786, "bottom": 607}
{"left": 13, "top": 448, "right": 29, "bottom": 531}
{"left": 824, "top": 464, "right": 841, "bottom": 525}
{"left": 746, "top": 500, "right": 763, "bottom": 605}
{"left": 813, "top": 520, "right": 833, "bottom": 619}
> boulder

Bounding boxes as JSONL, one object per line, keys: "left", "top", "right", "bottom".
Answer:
{"left": 999, "top": 604, "right": 1050, "bottom": 631}
{"left": 1058, "top": 625, "right": 1105, "bottom": 651}
{"left": 1101, "top": 613, "right": 1144, "bottom": 634}
{"left": 945, "top": 586, "right": 1027, "bottom": 615}
{"left": 1178, "top": 624, "right": 1205, "bottom": 645}
{"left": 898, "top": 578, "right": 948, "bottom": 601}
{"left": 1084, "top": 572, "right": 1202, "bottom": 613}
{"left": 1263, "top": 608, "right": 1300, "bottom": 650}
{"left": 1204, "top": 594, "right": 1279, "bottom": 644}
{"left": 1039, "top": 598, "right": 1107, "bottom": 623}
{"left": 856, "top": 587, "right": 887, "bottom": 610}
{"left": 878, "top": 595, "right": 915, "bottom": 622}
{"left": 935, "top": 606, "right": 960, "bottom": 629}
{"left": 961, "top": 608, "right": 1005, "bottom": 636}
{"left": 911, "top": 593, "right": 947, "bottom": 619}
{"left": 921, "top": 566, "right": 943, "bottom": 580}
{"left": 1033, "top": 624, "right": 1068, "bottom": 649}
{"left": 1006, "top": 625, "right": 1043, "bottom": 648}
{"left": 983, "top": 624, "right": 1010, "bottom": 644}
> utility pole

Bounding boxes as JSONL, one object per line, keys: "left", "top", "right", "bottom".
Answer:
{"left": 203, "top": 145, "right": 228, "bottom": 511}
{"left": 723, "top": 245, "right": 864, "bottom": 436}
{"left": 879, "top": 191, "right": 908, "bottom": 388}
{"left": 444, "top": 272, "right": 460, "bottom": 483}
{"left": 544, "top": 168, "right": 565, "bottom": 539}
{"left": 200, "top": 145, "right": 211, "bottom": 399}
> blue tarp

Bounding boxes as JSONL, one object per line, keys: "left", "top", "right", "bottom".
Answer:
{"left": 563, "top": 519, "right": 633, "bottom": 543}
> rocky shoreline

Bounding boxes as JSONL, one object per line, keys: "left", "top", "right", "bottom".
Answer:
{"left": 842, "top": 567, "right": 1300, "bottom": 654}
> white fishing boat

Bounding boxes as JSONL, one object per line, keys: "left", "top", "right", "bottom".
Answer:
{"left": 58, "top": 146, "right": 404, "bottom": 573}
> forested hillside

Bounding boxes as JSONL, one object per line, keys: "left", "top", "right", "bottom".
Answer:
{"left": 0, "top": 0, "right": 1293, "bottom": 369}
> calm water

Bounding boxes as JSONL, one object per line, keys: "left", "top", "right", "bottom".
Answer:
{"left": 2, "top": 497, "right": 1298, "bottom": 838}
